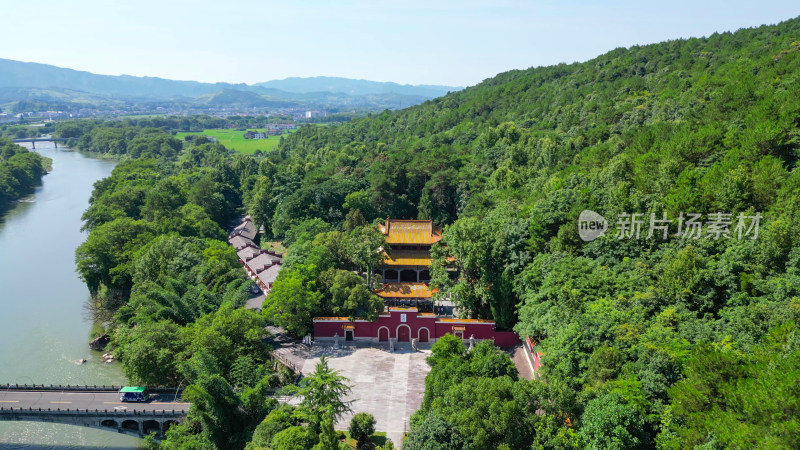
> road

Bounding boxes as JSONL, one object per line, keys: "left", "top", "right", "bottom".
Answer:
{"left": 0, "top": 390, "right": 189, "bottom": 412}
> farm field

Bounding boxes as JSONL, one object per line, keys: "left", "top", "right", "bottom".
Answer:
{"left": 176, "top": 128, "right": 295, "bottom": 154}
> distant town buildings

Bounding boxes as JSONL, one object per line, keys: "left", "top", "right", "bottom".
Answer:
{"left": 305, "top": 110, "right": 326, "bottom": 119}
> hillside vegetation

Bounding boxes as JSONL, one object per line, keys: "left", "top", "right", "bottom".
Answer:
{"left": 0, "top": 139, "right": 51, "bottom": 211}
{"left": 63, "top": 16, "right": 800, "bottom": 449}
{"left": 248, "top": 17, "right": 800, "bottom": 448}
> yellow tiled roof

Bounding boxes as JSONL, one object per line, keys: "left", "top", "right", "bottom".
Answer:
{"left": 379, "top": 219, "right": 442, "bottom": 245}
{"left": 375, "top": 282, "right": 434, "bottom": 299}
{"left": 382, "top": 250, "right": 431, "bottom": 267}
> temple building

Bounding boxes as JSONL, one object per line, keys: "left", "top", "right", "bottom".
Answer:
{"left": 375, "top": 219, "right": 440, "bottom": 311}
{"left": 313, "top": 306, "right": 520, "bottom": 347}
{"left": 312, "top": 218, "right": 521, "bottom": 347}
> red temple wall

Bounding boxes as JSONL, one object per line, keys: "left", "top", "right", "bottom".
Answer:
{"left": 313, "top": 309, "right": 520, "bottom": 347}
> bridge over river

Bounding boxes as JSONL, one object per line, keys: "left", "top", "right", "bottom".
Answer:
{"left": 12, "top": 137, "right": 69, "bottom": 148}
{"left": 0, "top": 385, "right": 189, "bottom": 439}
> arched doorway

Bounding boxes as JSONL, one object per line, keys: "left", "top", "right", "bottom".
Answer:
{"left": 378, "top": 327, "right": 389, "bottom": 342}
{"left": 397, "top": 324, "right": 411, "bottom": 342}
{"left": 419, "top": 270, "right": 430, "bottom": 282}
{"left": 418, "top": 328, "right": 430, "bottom": 343}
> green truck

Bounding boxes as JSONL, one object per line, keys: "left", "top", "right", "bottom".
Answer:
{"left": 119, "top": 386, "right": 149, "bottom": 402}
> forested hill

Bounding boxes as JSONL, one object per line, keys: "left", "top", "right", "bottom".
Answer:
{"left": 252, "top": 17, "right": 800, "bottom": 448}
{"left": 255, "top": 76, "right": 459, "bottom": 97}
{"left": 266, "top": 17, "right": 800, "bottom": 230}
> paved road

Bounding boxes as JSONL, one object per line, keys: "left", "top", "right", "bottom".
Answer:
{"left": 510, "top": 344, "right": 535, "bottom": 380}
{"left": 0, "top": 390, "right": 190, "bottom": 412}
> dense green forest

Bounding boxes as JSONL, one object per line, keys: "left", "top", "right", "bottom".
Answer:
{"left": 72, "top": 127, "right": 387, "bottom": 449}
{"left": 0, "top": 138, "right": 51, "bottom": 211}
{"left": 0, "top": 122, "right": 55, "bottom": 139}
{"left": 53, "top": 115, "right": 306, "bottom": 141}
{"left": 68, "top": 16, "right": 800, "bottom": 449}
{"left": 71, "top": 133, "right": 293, "bottom": 447}
{"left": 240, "top": 18, "right": 800, "bottom": 449}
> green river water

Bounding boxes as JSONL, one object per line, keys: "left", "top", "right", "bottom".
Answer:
{"left": 0, "top": 142, "right": 141, "bottom": 449}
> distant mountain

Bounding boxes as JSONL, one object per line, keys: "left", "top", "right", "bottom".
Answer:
{"left": 0, "top": 86, "right": 123, "bottom": 105}
{"left": 0, "top": 58, "right": 239, "bottom": 99}
{"left": 193, "top": 89, "right": 297, "bottom": 108}
{"left": 0, "top": 58, "right": 459, "bottom": 112}
{"left": 255, "top": 76, "right": 461, "bottom": 97}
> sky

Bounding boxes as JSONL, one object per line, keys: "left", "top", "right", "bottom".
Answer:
{"left": 1, "top": 0, "right": 798, "bottom": 87}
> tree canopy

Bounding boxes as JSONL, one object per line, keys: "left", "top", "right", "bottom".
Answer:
{"left": 0, "top": 138, "right": 51, "bottom": 211}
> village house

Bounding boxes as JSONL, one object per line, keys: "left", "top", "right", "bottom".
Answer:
{"left": 264, "top": 123, "right": 296, "bottom": 131}
{"left": 231, "top": 216, "right": 258, "bottom": 241}
{"left": 244, "top": 130, "right": 268, "bottom": 140}
{"left": 228, "top": 216, "right": 283, "bottom": 295}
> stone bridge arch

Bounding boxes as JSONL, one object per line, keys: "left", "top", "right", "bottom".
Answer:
{"left": 143, "top": 419, "right": 161, "bottom": 436}
{"left": 121, "top": 419, "right": 140, "bottom": 432}
{"left": 163, "top": 419, "right": 179, "bottom": 434}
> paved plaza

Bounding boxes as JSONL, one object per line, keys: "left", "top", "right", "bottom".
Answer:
{"left": 274, "top": 341, "right": 431, "bottom": 447}
{"left": 267, "top": 328, "right": 531, "bottom": 447}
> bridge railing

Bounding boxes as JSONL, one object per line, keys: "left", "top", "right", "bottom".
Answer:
{"left": 11, "top": 138, "right": 69, "bottom": 142}
{"left": 0, "top": 384, "right": 183, "bottom": 395}
{"left": 0, "top": 407, "right": 187, "bottom": 417}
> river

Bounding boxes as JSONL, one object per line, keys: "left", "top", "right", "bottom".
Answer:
{"left": 0, "top": 142, "right": 141, "bottom": 449}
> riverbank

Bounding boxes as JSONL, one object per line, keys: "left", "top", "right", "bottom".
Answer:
{"left": 0, "top": 142, "right": 141, "bottom": 449}
{"left": 41, "top": 144, "right": 130, "bottom": 161}
{"left": 0, "top": 139, "right": 53, "bottom": 216}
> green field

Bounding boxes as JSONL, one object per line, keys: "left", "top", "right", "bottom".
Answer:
{"left": 176, "top": 128, "right": 295, "bottom": 154}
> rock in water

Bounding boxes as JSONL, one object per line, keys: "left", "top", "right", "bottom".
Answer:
{"left": 89, "top": 333, "right": 110, "bottom": 351}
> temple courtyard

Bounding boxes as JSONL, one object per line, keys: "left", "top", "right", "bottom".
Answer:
{"left": 265, "top": 326, "right": 534, "bottom": 447}
{"left": 272, "top": 340, "right": 431, "bottom": 446}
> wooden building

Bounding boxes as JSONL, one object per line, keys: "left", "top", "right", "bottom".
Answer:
{"left": 376, "top": 219, "right": 440, "bottom": 310}
{"left": 229, "top": 216, "right": 283, "bottom": 294}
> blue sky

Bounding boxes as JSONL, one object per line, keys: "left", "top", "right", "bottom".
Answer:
{"left": 2, "top": 1, "right": 798, "bottom": 87}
